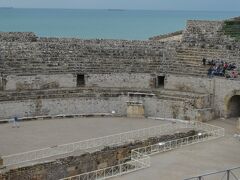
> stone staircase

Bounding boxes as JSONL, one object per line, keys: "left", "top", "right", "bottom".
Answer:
{"left": 157, "top": 89, "right": 211, "bottom": 109}
{"left": 171, "top": 47, "right": 240, "bottom": 77}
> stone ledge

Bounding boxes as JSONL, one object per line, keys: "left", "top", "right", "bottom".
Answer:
{"left": 0, "top": 113, "right": 115, "bottom": 124}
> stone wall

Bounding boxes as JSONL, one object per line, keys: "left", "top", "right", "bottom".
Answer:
{"left": 143, "top": 96, "right": 213, "bottom": 121}
{"left": 86, "top": 73, "right": 153, "bottom": 88}
{"left": 1, "top": 73, "right": 156, "bottom": 90}
{"left": 0, "top": 97, "right": 127, "bottom": 118}
{"left": 5, "top": 74, "right": 75, "bottom": 90}
{"left": 0, "top": 93, "right": 207, "bottom": 120}
{"left": 165, "top": 74, "right": 213, "bottom": 94}
{"left": 164, "top": 74, "right": 240, "bottom": 118}
{"left": 144, "top": 97, "right": 191, "bottom": 119}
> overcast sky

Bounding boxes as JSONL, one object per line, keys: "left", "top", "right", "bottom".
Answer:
{"left": 0, "top": 0, "right": 240, "bottom": 11}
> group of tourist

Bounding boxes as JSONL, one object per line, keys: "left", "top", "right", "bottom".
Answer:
{"left": 202, "top": 58, "right": 239, "bottom": 78}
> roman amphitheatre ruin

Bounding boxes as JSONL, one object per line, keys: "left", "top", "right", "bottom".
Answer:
{"left": 0, "top": 17, "right": 240, "bottom": 180}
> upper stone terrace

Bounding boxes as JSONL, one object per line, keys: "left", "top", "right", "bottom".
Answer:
{"left": 0, "top": 35, "right": 173, "bottom": 76}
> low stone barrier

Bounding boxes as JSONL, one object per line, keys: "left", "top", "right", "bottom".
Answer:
{"left": 0, "top": 119, "right": 225, "bottom": 180}
{"left": 0, "top": 130, "right": 198, "bottom": 180}
{"left": 0, "top": 113, "right": 114, "bottom": 124}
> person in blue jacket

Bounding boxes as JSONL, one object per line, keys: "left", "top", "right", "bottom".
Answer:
{"left": 12, "top": 116, "right": 20, "bottom": 128}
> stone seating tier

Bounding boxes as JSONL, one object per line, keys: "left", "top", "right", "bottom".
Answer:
{"left": 171, "top": 47, "right": 240, "bottom": 77}
{"left": 0, "top": 41, "right": 166, "bottom": 75}
{"left": 0, "top": 87, "right": 211, "bottom": 109}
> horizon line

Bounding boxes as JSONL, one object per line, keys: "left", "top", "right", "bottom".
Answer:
{"left": 1, "top": 7, "right": 240, "bottom": 12}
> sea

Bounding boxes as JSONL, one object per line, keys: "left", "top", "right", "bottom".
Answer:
{"left": 0, "top": 8, "right": 239, "bottom": 40}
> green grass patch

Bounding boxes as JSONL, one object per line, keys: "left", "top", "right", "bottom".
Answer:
{"left": 222, "top": 20, "right": 240, "bottom": 40}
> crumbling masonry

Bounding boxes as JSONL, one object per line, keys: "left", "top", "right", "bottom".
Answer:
{"left": 0, "top": 17, "right": 240, "bottom": 121}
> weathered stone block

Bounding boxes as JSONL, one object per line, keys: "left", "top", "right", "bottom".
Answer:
{"left": 67, "top": 166, "right": 78, "bottom": 177}
{"left": 127, "top": 102, "right": 145, "bottom": 118}
{"left": 97, "top": 162, "right": 108, "bottom": 169}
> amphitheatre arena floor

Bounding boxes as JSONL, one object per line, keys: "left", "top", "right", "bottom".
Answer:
{"left": 0, "top": 117, "right": 166, "bottom": 155}
{"left": 0, "top": 117, "right": 240, "bottom": 179}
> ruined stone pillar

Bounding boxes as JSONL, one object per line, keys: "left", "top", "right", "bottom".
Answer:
{"left": 237, "top": 118, "right": 240, "bottom": 130}
{"left": 0, "top": 156, "right": 3, "bottom": 168}
{"left": 127, "top": 101, "right": 145, "bottom": 118}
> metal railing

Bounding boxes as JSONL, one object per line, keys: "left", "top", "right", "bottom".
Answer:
{"left": 131, "top": 127, "right": 224, "bottom": 157}
{"left": 184, "top": 166, "right": 240, "bottom": 180}
{"left": 2, "top": 121, "right": 184, "bottom": 166}
{"left": 60, "top": 120, "right": 224, "bottom": 180}
{"left": 1, "top": 118, "right": 225, "bottom": 180}
{"left": 61, "top": 151, "right": 150, "bottom": 180}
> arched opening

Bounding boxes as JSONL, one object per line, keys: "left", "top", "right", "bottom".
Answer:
{"left": 227, "top": 95, "right": 240, "bottom": 118}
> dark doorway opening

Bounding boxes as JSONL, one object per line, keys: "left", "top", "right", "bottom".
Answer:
{"left": 77, "top": 74, "right": 85, "bottom": 87}
{"left": 157, "top": 76, "right": 165, "bottom": 88}
{"left": 228, "top": 95, "right": 240, "bottom": 117}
